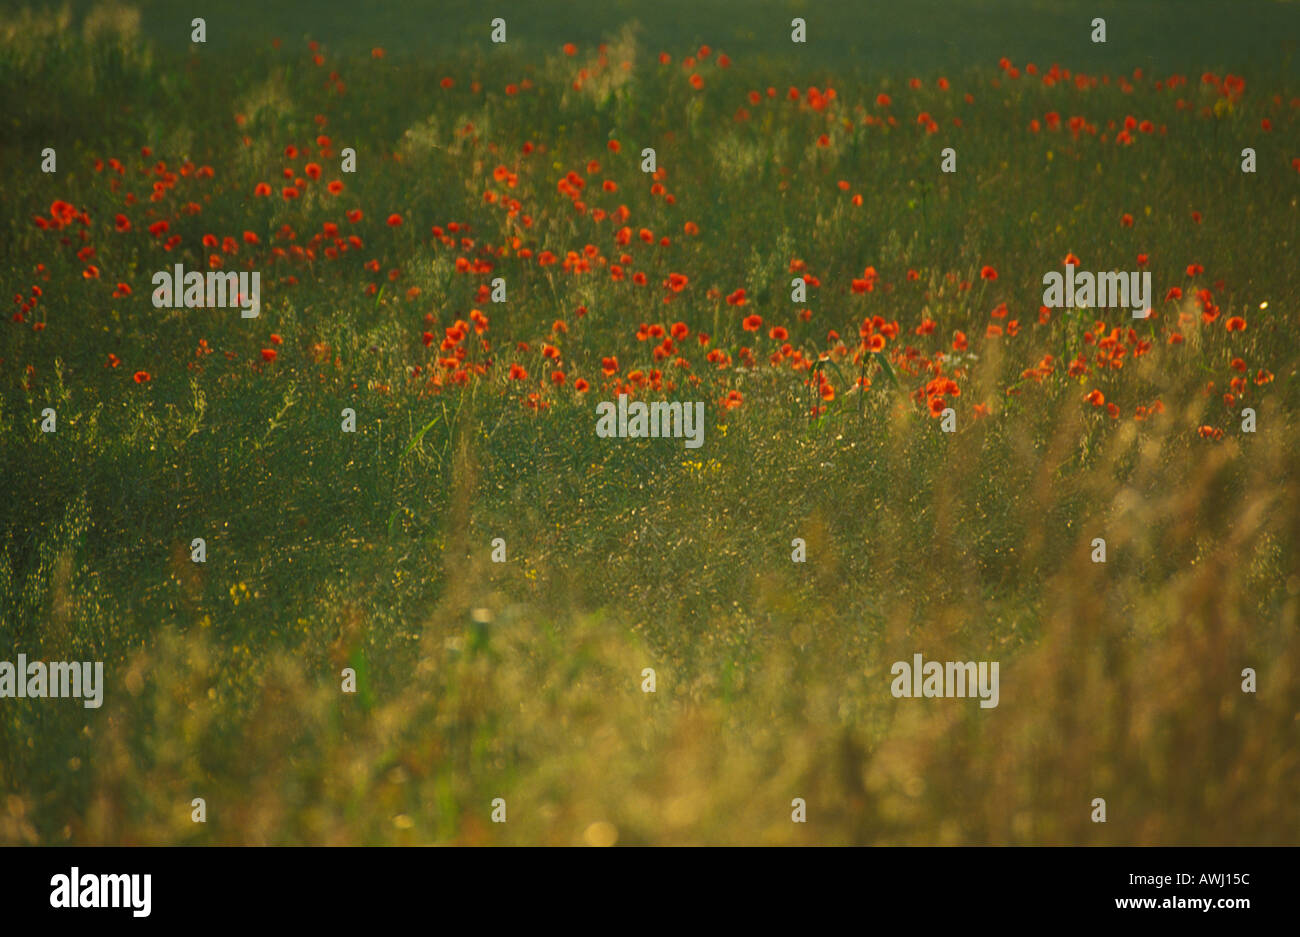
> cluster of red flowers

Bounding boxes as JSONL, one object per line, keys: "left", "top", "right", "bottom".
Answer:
{"left": 15, "top": 41, "right": 1284, "bottom": 443}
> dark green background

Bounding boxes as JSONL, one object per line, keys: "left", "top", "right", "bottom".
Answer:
{"left": 7, "top": 0, "right": 1299, "bottom": 77}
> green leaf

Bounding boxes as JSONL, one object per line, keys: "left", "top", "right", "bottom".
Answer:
{"left": 401, "top": 413, "right": 442, "bottom": 459}
{"left": 873, "top": 351, "right": 899, "bottom": 388}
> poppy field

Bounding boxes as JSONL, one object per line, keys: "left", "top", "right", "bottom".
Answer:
{"left": 2, "top": 0, "right": 1299, "bottom": 845}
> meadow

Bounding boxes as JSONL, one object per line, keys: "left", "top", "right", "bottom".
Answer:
{"left": 1, "top": 0, "right": 1298, "bottom": 845}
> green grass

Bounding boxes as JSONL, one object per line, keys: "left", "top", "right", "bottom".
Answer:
{"left": 1, "top": 0, "right": 1298, "bottom": 845}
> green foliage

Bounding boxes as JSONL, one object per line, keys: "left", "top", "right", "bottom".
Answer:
{"left": 0, "top": 1, "right": 1297, "bottom": 845}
